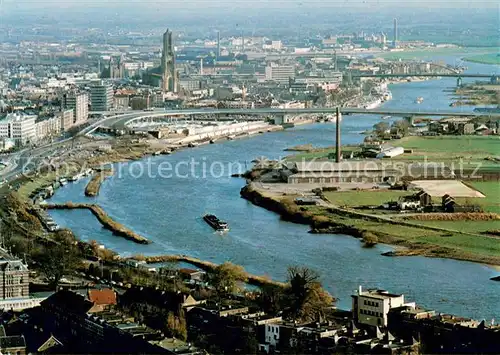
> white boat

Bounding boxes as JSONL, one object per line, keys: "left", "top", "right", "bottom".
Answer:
{"left": 364, "top": 98, "right": 382, "bottom": 110}
{"left": 59, "top": 178, "right": 68, "bottom": 186}
{"left": 381, "top": 115, "right": 391, "bottom": 120}
{"left": 415, "top": 97, "right": 424, "bottom": 104}
{"left": 382, "top": 91, "right": 392, "bottom": 101}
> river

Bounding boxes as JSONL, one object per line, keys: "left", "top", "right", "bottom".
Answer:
{"left": 48, "top": 55, "right": 500, "bottom": 320}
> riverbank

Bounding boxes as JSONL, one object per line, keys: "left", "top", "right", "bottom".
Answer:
{"left": 130, "top": 254, "right": 287, "bottom": 288}
{"left": 43, "top": 203, "right": 151, "bottom": 244}
{"left": 462, "top": 54, "right": 500, "bottom": 65}
{"left": 85, "top": 169, "right": 114, "bottom": 197}
{"left": 239, "top": 183, "right": 500, "bottom": 266}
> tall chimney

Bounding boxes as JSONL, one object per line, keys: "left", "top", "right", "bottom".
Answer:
{"left": 336, "top": 107, "right": 341, "bottom": 163}
{"left": 200, "top": 58, "right": 203, "bottom": 75}
{"left": 217, "top": 31, "right": 221, "bottom": 60}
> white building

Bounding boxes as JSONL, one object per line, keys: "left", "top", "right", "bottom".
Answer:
{"left": 56, "top": 109, "right": 75, "bottom": 132}
{"left": 35, "top": 115, "right": 62, "bottom": 141}
{"left": 0, "top": 113, "right": 37, "bottom": 145}
{"left": 63, "top": 91, "right": 89, "bottom": 124}
{"left": 352, "top": 286, "right": 414, "bottom": 327}
{"left": 264, "top": 323, "right": 281, "bottom": 347}
{"left": 265, "top": 63, "right": 295, "bottom": 84}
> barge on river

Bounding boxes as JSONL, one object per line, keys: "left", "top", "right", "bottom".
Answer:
{"left": 203, "top": 214, "right": 229, "bottom": 232}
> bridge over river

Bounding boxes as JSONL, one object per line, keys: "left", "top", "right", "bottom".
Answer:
{"left": 87, "top": 107, "right": 500, "bottom": 132}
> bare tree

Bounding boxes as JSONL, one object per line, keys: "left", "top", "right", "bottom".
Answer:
{"left": 285, "top": 266, "right": 334, "bottom": 322}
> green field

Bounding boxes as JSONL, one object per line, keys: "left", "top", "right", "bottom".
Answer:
{"left": 416, "top": 220, "right": 500, "bottom": 235}
{"left": 463, "top": 53, "right": 500, "bottom": 65}
{"left": 394, "top": 135, "right": 499, "bottom": 156}
{"left": 303, "top": 206, "right": 500, "bottom": 261}
{"left": 324, "top": 190, "right": 410, "bottom": 207}
{"left": 465, "top": 181, "right": 500, "bottom": 213}
{"left": 391, "top": 135, "right": 500, "bottom": 169}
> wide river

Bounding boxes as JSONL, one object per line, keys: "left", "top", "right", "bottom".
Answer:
{"left": 49, "top": 55, "right": 500, "bottom": 320}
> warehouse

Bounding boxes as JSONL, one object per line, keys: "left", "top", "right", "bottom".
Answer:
{"left": 287, "top": 161, "right": 400, "bottom": 184}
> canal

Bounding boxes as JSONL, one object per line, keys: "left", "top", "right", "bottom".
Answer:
{"left": 48, "top": 55, "right": 500, "bottom": 320}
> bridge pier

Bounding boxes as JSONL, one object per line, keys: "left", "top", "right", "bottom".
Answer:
{"left": 456, "top": 77, "right": 463, "bottom": 87}
{"left": 335, "top": 107, "right": 341, "bottom": 163}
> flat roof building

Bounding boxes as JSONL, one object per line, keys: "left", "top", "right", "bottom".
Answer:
{"left": 90, "top": 81, "right": 113, "bottom": 112}
{"left": 352, "top": 286, "right": 414, "bottom": 328}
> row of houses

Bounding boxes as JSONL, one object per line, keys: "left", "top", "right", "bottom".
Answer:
{"left": 428, "top": 118, "right": 500, "bottom": 136}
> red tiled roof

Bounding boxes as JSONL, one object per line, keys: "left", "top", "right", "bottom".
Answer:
{"left": 88, "top": 288, "right": 117, "bottom": 306}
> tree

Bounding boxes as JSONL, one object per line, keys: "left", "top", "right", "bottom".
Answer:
{"left": 166, "top": 310, "right": 187, "bottom": 341}
{"left": 391, "top": 119, "right": 410, "bottom": 137}
{"left": 209, "top": 262, "right": 248, "bottom": 297}
{"left": 362, "top": 231, "right": 378, "bottom": 248}
{"left": 259, "top": 283, "right": 285, "bottom": 314}
{"left": 38, "top": 243, "right": 80, "bottom": 289}
{"left": 285, "top": 266, "right": 334, "bottom": 322}
{"left": 373, "top": 121, "right": 390, "bottom": 137}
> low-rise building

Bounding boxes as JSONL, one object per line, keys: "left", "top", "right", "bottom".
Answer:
{"left": 0, "top": 247, "right": 30, "bottom": 309}
{"left": 35, "top": 115, "right": 61, "bottom": 141}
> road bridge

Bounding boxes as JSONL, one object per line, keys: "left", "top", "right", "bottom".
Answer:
{"left": 98, "top": 107, "right": 500, "bottom": 130}
{"left": 350, "top": 73, "right": 499, "bottom": 86}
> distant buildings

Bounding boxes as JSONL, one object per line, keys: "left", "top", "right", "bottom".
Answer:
{"left": 0, "top": 113, "right": 36, "bottom": 145}
{"left": 90, "top": 80, "right": 113, "bottom": 111}
{"left": 265, "top": 63, "right": 295, "bottom": 83}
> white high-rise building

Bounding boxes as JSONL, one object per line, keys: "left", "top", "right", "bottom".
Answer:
{"left": 0, "top": 113, "right": 37, "bottom": 146}
{"left": 63, "top": 91, "right": 89, "bottom": 124}
{"left": 265, "top": 63, "right": 295, "bottom": 84}
{"left": 90, "top": 80, "right": 114, "bottom": 111}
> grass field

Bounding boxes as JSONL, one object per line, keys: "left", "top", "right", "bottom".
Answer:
{"left": 416, "top": 220, "right": 500, "bottom": 235}
{"left": 464, "top": 181, "right": 500, "bottom": 213}
{"left": 463, "top": 53, "right": 500, "bottom": 65}
{"left": 324, "top": 190, "right": 410, "bottom": 207}
{"left": 394, "top": 135, "right": 499, "bottom": 157}
{"left": 391, "top": 135, "right": 500, "bottom": 169}
{"left": 304, "top": 205, "right": 500, "bottom": 261}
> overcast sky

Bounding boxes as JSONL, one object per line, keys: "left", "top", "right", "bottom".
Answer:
{"left": 2, "top": 0, "right": 499, "bottom": 10}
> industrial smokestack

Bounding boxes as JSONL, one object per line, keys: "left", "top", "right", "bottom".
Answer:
{"left": 200, "top": 58, "right": 203, "bottom": 75}
{"left": 393, "top": 18, "right": 398, "bottom": 48}
{"left": 336, "top": 107, "right": 341, "bottom": 163}
{"left": 217, "top": 31, "right": 220, "bottom": 60}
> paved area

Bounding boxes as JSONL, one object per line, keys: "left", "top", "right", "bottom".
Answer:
{"left": 408, "top": 180, "right": 485, "bottom": 198}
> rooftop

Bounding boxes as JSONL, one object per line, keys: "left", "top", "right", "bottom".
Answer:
{"left": 357, "top": 287, "right": 403, "bottom": 300}
{"left": 88, "top": 288, "right": 117, "bottom": 306}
